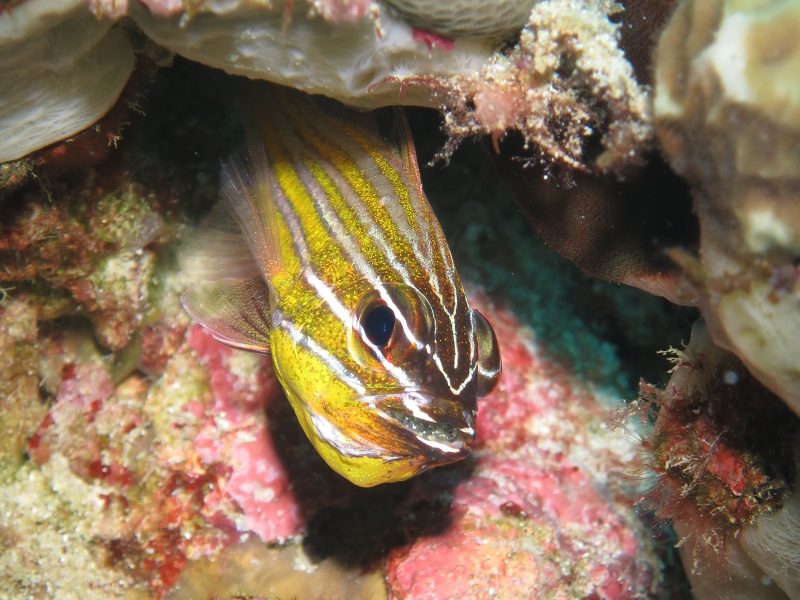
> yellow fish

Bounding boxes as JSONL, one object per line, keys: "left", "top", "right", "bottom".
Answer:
{"left": 182, "top": 86, "right": 500, "bottom": 487}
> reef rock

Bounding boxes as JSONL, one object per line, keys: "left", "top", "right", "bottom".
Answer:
{"left": 654, "top": 0, "right": 800, "bottom": 413}
{"left": 3, "top": 0, "right": 651, "bottom": 173}
{"left": 640, "top": 322, "right": 799, "bottom": 600}
{"left": 385, "top": 296, "right": 658, "bottom": 599}
{"left": 130, "top": 0, "right": 651, "bottom": 171}
{"left": 168, "top": 538, "right": 388, "bottom": 600}
{"left": 0, "top": 288, "right": 663, "bottom": 598}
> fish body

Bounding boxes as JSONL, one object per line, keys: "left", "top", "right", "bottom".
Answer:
{"left": 183, "top": 86, "right": 500, "bottom": 487}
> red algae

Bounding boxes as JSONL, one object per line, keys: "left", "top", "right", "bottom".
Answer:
{"left": 640, "top": 323, "right": 795, "bottom": 534}
{"left": 635, "top": 322, "right": 798, "bottom": 599}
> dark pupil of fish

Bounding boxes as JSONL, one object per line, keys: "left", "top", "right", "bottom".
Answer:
{"left": 363, "top": 305, "right": 396, "bottom": 348}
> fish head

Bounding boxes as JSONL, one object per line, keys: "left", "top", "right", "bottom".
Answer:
{"left": 272, "top": 281, "right": 501, "bottom": 487}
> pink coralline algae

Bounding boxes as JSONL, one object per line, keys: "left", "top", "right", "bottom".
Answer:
{"left": 28, "top": 363, "right": 119, "bottom": 477}
{"left": 17, "top": 319, "right": 298, "bottom": 596}
{"left": 387, "top": 457, "right": 645, "bottom": 599}
{"left": 186, "top": 324, "right": 302, "bottom": 542}
{"left": 8, "top": 285, "right": 659, "bottom": 598}
{"left": 385, "top": 292, "right": 657, "bottom": 599}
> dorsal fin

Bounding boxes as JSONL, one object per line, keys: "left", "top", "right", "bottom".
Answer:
{"left": 378, "top": 107, "right": 426, "bottom": 198}
{"left": 219, "top": 137, "right": 286, "bottom": 282}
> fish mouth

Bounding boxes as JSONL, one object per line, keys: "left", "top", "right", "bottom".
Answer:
{"left": 371, "top": 392, "right": 476, "bottom": 463}
{"left": 296, "top": 390, "right": 475, "bottom": 486}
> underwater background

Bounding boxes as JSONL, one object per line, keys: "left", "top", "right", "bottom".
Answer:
{"left": 2, "top": 1, "right": 799, "bottom": 599}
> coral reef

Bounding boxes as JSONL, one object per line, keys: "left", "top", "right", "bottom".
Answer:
{"left": 0, "top": 175, "right": 172, "bottom": 350}
{"left": 0, "top": 456, "right": 148, "bottom": 599}
{"left": 442, "top": 0, "right": 652, "bottom": 171}
{"left": 7, "top": 0, "right": 799, "bottom": 593}
{"left": 0, "top": 279, "right": 665, "bottom": 598}
{"left": 0, "top": 283, "right": 665, "bottom": 598}
{"left": 738, "top": 479, "right": 800, "bottom": 600}
{"left": 636, "top": 322, "right": 799, "bottom": 600}
{"left": 0, "top": 59, "right": 692, "bottom": 598}
{"left": 654, "top": 0, "right": 800, "bottom": 413}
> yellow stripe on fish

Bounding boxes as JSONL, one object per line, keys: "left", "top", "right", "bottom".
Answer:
{"left": 182, "top": 85, "right": 501, "bottom": 487}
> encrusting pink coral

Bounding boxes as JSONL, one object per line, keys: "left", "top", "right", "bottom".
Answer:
{"left": 5, "top": 283, "right": 663, "bottom": 598}
{"left": 387, "top": 455, "right": 649, "bottom": 599}
{"left": 385, "top": 292, "right": 658, "bottom": 599}
{"left": 18, "top": 321, "right": 293, "bottom": 595}
{"left": 187, "top": 324, "right": 303, "bottom": 542}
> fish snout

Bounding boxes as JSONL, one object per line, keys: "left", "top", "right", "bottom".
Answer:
{"left": 376, "top": 393, "right": 476, "bottom": 461}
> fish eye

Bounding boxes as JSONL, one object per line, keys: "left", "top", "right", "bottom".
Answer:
{"left": 349, "top": 284, "right": 432, "bottom": 369}
{"left": 362, "top": 304, "right": 396, "bottom": 348}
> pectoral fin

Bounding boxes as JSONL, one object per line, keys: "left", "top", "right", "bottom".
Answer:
{"left": 182, "top": 277, "right": 271, "bottom": 353}
{"left": 180, "top": 177, "right": 273, "bottom": 353}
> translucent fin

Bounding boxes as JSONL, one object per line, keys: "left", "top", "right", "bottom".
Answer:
{"left": 180, "top": 149, "right": 281, "bottom": 353}
{"left": 378, "top": 107, "right": 425, "bottom": 197}
{"left": 183, "top": 199, "right": 262, "bottom": 282}
{"left": 219, "top": 134, "right": 285, "bottom": 281}
{"left": 182, "top": 277, "right": 271, "bottom": 353}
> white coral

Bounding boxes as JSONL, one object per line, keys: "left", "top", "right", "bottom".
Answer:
{"left": 740, "top": 467, "right": 800, "bottom": 600}
{"left": 128, "top": 0, "right": 494, "bottom": 108}
{"left": 0, "top": 0, "right": 135, "bottom": 163}
{"left": 655, "top": 0, "right": 800, "bottom": 414}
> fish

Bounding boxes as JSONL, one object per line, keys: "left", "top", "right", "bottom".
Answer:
{"left": 181, "top": 85, "right": 500, "bottom": 487}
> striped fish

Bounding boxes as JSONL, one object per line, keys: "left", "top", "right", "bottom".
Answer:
{"left": 182, "top": 85, "right": 500, "bottom": 487}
